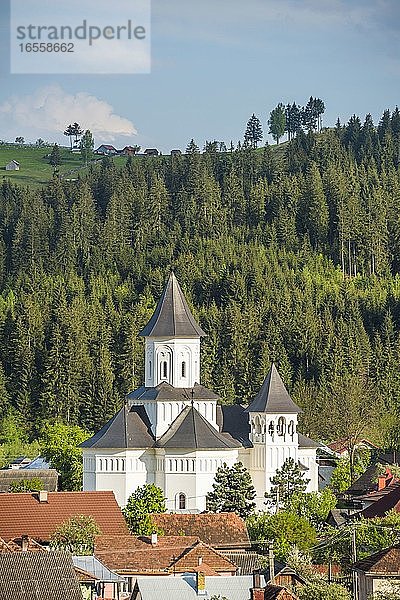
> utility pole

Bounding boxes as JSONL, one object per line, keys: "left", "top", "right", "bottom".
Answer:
{"left": 268, "top": 543, "right": 275, "bottom": 585}
{"left": 351, "top": 525, "right": 358, "bottom": 600}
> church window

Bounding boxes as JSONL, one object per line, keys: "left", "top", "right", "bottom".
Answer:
{"left": 149, "top": 360, "right": 152, "bottom": 377}
{"left": 163, "top": 361, "right": 167, "bottom": 378}
{"left": 179, "top": 493, "right": 186, "bottom": 510}
{"left": 288, "top": 420, "right": 295, "bottom": 439}
{"left": 268, "top": 421, "right": 275, "bottom": 436}
{"left": 277, "top": 417, "right": 286, "bottom": 436}
{"left": 181, "top": 361, "right": 186, "bottom": 378}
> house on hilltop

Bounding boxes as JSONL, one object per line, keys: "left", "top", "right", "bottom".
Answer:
{"left": 5, "top": 160, "right": 20, "bottom": 171}
{"left": 82, "top": 272, "right": 320, "bottom": 510}
{"left": 95, "top": 144, "right": 117, "bottom": 156}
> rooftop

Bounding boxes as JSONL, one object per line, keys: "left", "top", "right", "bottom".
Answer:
{"left": 354, "top": 543, "right": 400, "bottom": 574}
{"left": 139, "top": 272, "right": 206, "bottom": 338}
{"left": 246, "top": 363, "right": 301, "bottom": 414}
{"left": 151, "top": 512, "right": 251, "bottom": 549}
{"left": 0, "top": 551, "right": 82, "bottom": 600}
{"left": 95, "top": 535, "right": 236, "bottom": 575}
{"left": 0, "top": 491, "right": 128, "bottom": 542}
{"left": 155, "top": 405, "right": 241, "bottom": 449}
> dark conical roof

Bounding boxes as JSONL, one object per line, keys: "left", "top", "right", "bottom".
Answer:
{"left": 156, "top": 405, "right": 241, "bottom": 449}
{"left": 246, "top": 363, "right": 302, "bottom": 414}
{"left": 139, "top": 272, "right": 206, "bottom": 338}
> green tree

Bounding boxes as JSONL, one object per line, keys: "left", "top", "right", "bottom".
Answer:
{"left": 50, "top": 514, "right": 101, "bottom": 554}
{"left": 49, "top": 143, "right": 62, "bottom": 168}
{"left": 39, "top": 422, "right": 90, "bottom": 491}
{"left": 244, "top": 114, "right": 263, "bottom": 149}
{"left": 80, "top": 130, "right": 94, "bottom": 166}
{"left": 266, "top": 458, "right": 310, "bottom": 510}
{"left": 123, "top": 484, "right": 166, "bottom": 535}
{"left": 64, "top": 124, "right": 75, "bottom": 149}
{"left": 298, "top": 582, "right": 350, "bottom": 600}
{"left": 72, "top": 122, "right": 83, "bottom": 147}
{"left": 206, "top": 462, "right": 256, "bottom": 519}
{"left": 268, "top": 104, "right": 286, "bottom": 144}
{"left": 247, "top": 510, "right": 317, "bottom": 561}
{"left": 287, "top": 488, "right": 337, "bottom": 529}
{"left": 9, "top": 477, "right": 44, "bottom": 492}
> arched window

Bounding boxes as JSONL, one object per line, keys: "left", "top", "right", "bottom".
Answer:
{"left": 277, "top": 416, "right": 286, "bottom": 436}
{"left": 179, "top": 493, "right": 186, "bottom": 510}
{"left": 288, "top": 420, "right": 295, "bottom": 439}
{"left": 181, "top": 361, "right": 186, "bottom": 378}
{"left": 163, "top": 361, "right": 167, "bottom": 378}
{"left": 268, "top": 421, "right": 275, "bottom": 436}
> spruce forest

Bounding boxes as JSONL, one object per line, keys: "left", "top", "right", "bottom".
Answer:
{"left": 1, "top": 109, "right": 400, "bottom": 453}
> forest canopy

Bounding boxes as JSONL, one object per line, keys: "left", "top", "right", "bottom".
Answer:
{"left": 1, "top": 108, "right": 400, "bottom": 452}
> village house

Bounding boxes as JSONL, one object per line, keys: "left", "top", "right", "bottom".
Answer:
{"left": 143, "top": 148, "right": 159, "bottom": 156}
{"left": 94, "top": 533, "right": 238, "bottom": 592}
{"left": 95, "top": 144, "right": 118, "bottom": 156}
{"left": 82, "top": 272, "right": 320, "bottom": 511}
{"left": 0, "top": 490, "right": 128, "bottom": 543}
{"left": 5, "top": 159, "right": 20, "bottom": 171}
{"left": 0, "top": 551, "right": 82, "bottom": 600}
{"left": 353, "top": 543, "right": 400, "bottom": 600}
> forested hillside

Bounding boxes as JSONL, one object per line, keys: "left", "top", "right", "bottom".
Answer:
{"left": 1, "top": 109, "right": 400, "bottom": 450}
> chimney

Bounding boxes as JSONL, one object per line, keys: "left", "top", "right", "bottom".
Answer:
{"left": 250, "top": 570, "right": 264, "bottom": 600}
{"left": 151, "top": 532, "right": 158, "bottom": 545}
{"left": 378, "top": 475, "right": 386, "bottom": 491}
{"left": 196, "top": 570, "right": 206, "bottom": 596}
{"left": 21, "top": 535, "right": 29, "bottom": 552}
{"left": 38, "top": 490, "right": 48, "bottom": 503}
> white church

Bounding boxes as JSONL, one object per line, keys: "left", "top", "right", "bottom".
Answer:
{"left": 82, "top": 272, "right": 319, "bottom": 511}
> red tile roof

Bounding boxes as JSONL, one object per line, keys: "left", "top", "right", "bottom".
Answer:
{"left": 354, "top": 543, "right": 400, "bottom": 574}
{"left": 151, "top": 512, "right": 251, "bottom": 549}
{"left": 360, "top": 482, "right": 400, "bottom": 518}
{"left": 95, "top": 535, "right": 236, "bottom": 575}
{"left": 0, "top": 491, "right": 128, "bottom": 542}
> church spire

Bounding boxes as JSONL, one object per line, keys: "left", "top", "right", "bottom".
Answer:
{"left": 246, "top": 363, "right": 301, "bottom": 414}
{"left": 139, "top": 272, "right": 206, "bottom": 338}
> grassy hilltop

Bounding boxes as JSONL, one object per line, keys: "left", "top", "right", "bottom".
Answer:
{"left": 0, "top": 144, "right": 97, "bottom": 188}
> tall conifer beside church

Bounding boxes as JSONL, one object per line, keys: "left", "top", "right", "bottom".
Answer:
{"left": 82, "top": 273, "right": 319, "bottom": 510}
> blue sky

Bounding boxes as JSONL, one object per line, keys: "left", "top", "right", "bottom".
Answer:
{"left": 0, "top": 0, "right": 399, "bottom": 152}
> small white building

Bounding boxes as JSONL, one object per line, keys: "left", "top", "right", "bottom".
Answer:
{"left": 82, "top": 273, "right": 320, "bottom": 510}
{"left": 5, "top": 160, "right": 20, "bottom": 171}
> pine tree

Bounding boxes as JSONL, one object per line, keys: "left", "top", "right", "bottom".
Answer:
{"left": 244, "top": 114, "right": 263, "bottom": 149}
{"left": 266, "top": 457, "right": 310, "bottom": 509}
{"left": 268, "top": 104, "right": 286, "bottom": 144}
{"left": 206, "top": 462, "right": 256, "bottom": 519}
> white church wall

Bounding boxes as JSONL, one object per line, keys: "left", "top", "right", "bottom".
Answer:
{"left": 159, "top": 449, "right": 239, "bottom": 512}
{"left": 298, "top": 447, "right": 319, "bottom": 492}
{"left": 144, "top": 338, "right": 201, "bottom": 388}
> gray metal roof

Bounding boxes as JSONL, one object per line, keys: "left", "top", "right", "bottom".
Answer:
{"left": 127, "top": 382, "right": 220, "bottom": 402}
{"left": 246, "top": 364, "right": 301, "bottom": 414}
{"left": 0, "top": 468, "right": 58, "bottom": 492}
{"left": 0, "top": 551, "right": 82, "bottom": 600}
{"left": 139, "top": 272, "right": 206, "bottom": 338}
{"left": 221, "top": 551, "right": 262, "bottom": 575}
{"left": 80, "top": 404, "right": 155, "bottom": 449}
{"left": 156, "top": 406, "right": 241, "bottom": 449}
{"left": 134, "top": 574, "right": 253, "bottom": 600}
{"left": 216, "top": 405, "right": 252, "bottom": 448}
{"left": 298, "top": 433, "right": 320, "bottom": 449}
{"left": 73, "top": 555, "right": 125, "bottom": 583}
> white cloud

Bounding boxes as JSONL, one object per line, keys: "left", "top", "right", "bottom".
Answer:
{"left": 0, "top": 85, "right": 137, "bottom": 143}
